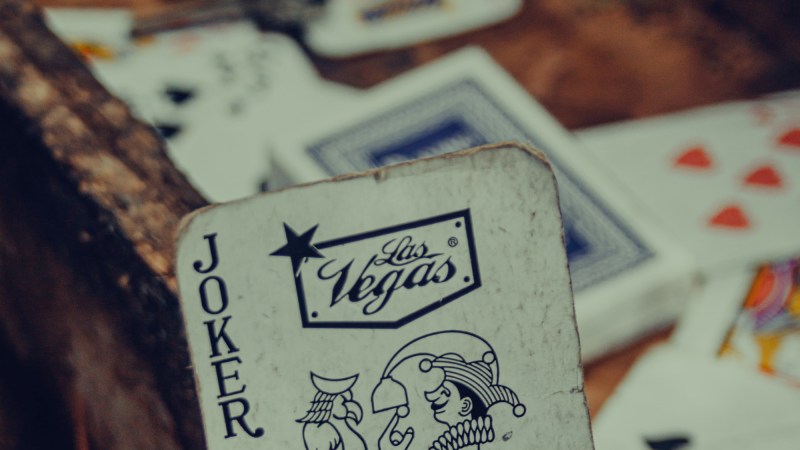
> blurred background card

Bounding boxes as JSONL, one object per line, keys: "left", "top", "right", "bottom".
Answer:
{"left": 47, "top": 20, "right": 360, "bottom": 202}
{"left": 718, "top": 258, "right": 800, "bottom": 386}
{"left": 576, "top": 94, "right": 800, "bottom": 274}
{"left": 671, "top": 268, "right": 755, "bottom": 358}
{"left": 90, "top": 23, "right": 324, "bottom": 116}
{"left": 305, "top": 0, "right": 522, "bottom": 57}
{"left": 130, "top": 0, "right": 328, "bottom": 36}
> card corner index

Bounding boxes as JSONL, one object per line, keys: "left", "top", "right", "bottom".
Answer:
{"left": 175, "top": 205, "right": 217, "bottom": 261}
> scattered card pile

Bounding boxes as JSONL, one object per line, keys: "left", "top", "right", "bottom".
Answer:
{"left": 45, "top": 8, "right": 705, "bottom": 361}
{"left": 45, "top": 7, "right": 800, "bottom": 446}
{"left": 576, "top": 87, "right": 800, "bottom": 449}
{"left": 594, "top": 257, "right": 800, "bottom": 450}
{"left": 268, "top": 47, "right": 698, "bottom": 361}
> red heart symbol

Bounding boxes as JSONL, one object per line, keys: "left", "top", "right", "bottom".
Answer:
{"left": 709, "top": 204, "right": 750, "bottom": 229}
{"left": 744, "top": 165, "right": 782, "bottom": 188}
{"left": 674, "top": 146, "right": 712, "bottom": 169}
{"left": 778, "top": 128, "right": 800, "bottom": 149}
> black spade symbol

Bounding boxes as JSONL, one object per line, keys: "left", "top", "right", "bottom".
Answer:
{"left": 164, "top": 86, "right": 195, "bottom": 105}
{"left": 645, "top": 436, "right": 691, "bottom": 450}
{"left": 154, "top": 122, "right": 182, "bottom": 139}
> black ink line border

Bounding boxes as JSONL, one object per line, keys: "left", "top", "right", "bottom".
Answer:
{"left": 294, "top": 209, "right": 482, "bottom": 329}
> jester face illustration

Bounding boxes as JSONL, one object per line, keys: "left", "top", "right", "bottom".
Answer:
{"left": 371, "top": 331, "right": 525, "bottom": 450}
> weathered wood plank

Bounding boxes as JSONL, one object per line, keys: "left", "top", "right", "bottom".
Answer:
{"left": 0, "top": 1, "right": 206, "bottom": 448}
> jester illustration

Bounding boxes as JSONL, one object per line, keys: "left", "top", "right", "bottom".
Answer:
{"left": 720, "top": 258, "right": 800, "bottom": 384}
{"left": 371, "top": 331, "right": 526, "bottom": 450}
{"left": 297, "top": 372, "right": 367, "bottom": 450}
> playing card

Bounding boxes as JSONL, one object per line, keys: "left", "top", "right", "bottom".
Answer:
{"left": 175, "top": 143, "right": 594, "bottom": 449}
{"left": 576, "top": 91, "right": 800, "bottom": 272}
{"left": 87, "top": 23, "right": 359, "bottom": 202}
{"left": 168, "top": 82, "right": 357, "bottom": 202}
{"left": 305, "top": 0, "right": 522, "bottom": 57}
{"left": 91, "top": 23, "right": 323, "bottom": 119}
{"left": 270, "top": 47, "right": 697, "bottom": 360}
{"left": 593, "top": 345, "right": 800, "bottom": 450}
{"left": 716, "top": 258, "right": 800, "bottom": 386}
{"left": 671, "top": 268, "right": 755, "bottom": 358}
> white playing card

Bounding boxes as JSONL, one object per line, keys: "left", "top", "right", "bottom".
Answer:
{"left": 593, "top": 345, "right": 800, "bottom": 450}
{"left": 718, "top": 265, "right": 800, "bottom": 388}
{"left": 167, "top": 79, "right": 358, "bottom": 202}
{"left": 86, "top": 23, "right": 359, "bottom": 202}
{"left": 305, "top": 0, "right": 522, "bottom": 57}
{"left": 91, "top": 23, "right": 323, "bottom": 118}
{"left": 269, "top": 46, "right": 698, "bottom": 361}
{"left": 671, "top": 268, "right": 755, "bottom": 358}
{"left": 175, "top": 143, "right": 594, "bottom": 449}
{"left": 576, "top": 92, "right": 800, "bottom": 273}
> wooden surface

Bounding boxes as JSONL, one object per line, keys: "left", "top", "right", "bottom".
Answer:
{"left": 0, "top": 1, "right": 208, "bottom": 448}
{"left": 307, "top": 0, "right": 799, "bottom": 129}
{"left": 17, "top": 0, "right": 800, "bottom": 440}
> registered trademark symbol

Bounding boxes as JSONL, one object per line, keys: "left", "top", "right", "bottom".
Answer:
{"left": 448, "top": 237, "right": 458, "bottom": 247}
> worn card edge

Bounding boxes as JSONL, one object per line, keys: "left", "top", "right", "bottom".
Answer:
{"left": 175, "top": 141, "right": 549, "bottom": 240}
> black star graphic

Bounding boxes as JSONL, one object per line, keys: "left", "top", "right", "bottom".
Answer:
{"left": 270, "top": 224, "right": 324, "bottom": 276}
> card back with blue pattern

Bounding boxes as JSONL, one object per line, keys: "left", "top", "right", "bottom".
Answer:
{"left": 307, "top": 79, "right": 652, "bottom": 291}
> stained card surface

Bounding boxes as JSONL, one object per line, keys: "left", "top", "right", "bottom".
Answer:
{"left": 576, "top": 92, "right": 800, "bottom": 272}
{"left": 270, "top": 47, "right": 696, "bottom": 360}
{"left": 305, "top": 0, "right": 522, "bottom": 57}
{"left": 176, "top": 144, "right": 594, "bottom": 449}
